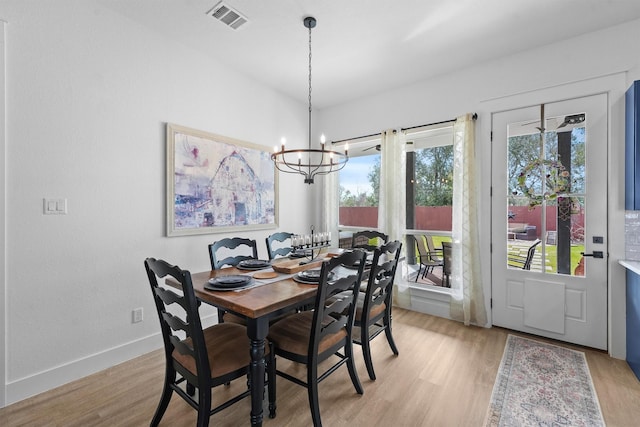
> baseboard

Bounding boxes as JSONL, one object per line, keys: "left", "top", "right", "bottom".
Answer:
{"left": 4, "top": 333, "right": 162, "bottom": 406}
{"left": 4, "top": 313, "right": 218, "bottom": 407}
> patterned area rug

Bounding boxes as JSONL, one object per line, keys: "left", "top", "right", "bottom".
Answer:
{"left": 485, "top": 335, "right": 605, "bottom": 426}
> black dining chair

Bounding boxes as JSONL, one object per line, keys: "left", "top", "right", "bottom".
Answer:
{"left": 144, "top": 257, "right": 276, "bottom": 426}
{"left": 265, "top": 232, "right": 293, "bottom": 260}
{"left": 208, "top": 237, "right": 259, "bottom": 324}
{"left": 351, "top": 230, "right": 388, "bottom": 251}
{"left": 208, "top": 237, "right": 258, "bottom": 270}
{"left": 352, "top": 240, "right": 402, "bottom": 380}
{"left": 267, "top": 250, "right": 367, "bottom": 427}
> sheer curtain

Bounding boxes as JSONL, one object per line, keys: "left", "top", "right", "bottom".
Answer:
{"left": 378, "top": 129, "right": 406, "bottom": 241}
{"left": 378, "top": 129, "right": 410, "bottom": 306}
{"left": 450, "top": 114, "right": 487, "bottom": 326}
{"left": 322, "top": 170, "right": 339, "bottom": 248}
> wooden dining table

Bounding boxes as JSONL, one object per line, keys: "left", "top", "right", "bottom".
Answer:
{"left": 166, "top": 254, "right": 336, "bottom": 426}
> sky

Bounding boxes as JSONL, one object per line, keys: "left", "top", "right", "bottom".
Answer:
{"left": 339, "top": 154, "right": 380, "bottom": 196}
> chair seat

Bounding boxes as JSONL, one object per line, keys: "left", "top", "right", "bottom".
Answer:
{"left": 355, "top": 295, "right": 386, "bottom": 322}
{"left": 268, "top": 311, "right": 347, "bottom": 357}
{"left": 172, "top": 322, "right": 254, "bottom": 378}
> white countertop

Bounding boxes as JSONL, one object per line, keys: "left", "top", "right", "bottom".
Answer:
{"left": 619, "top": 260, "right": 640, "bottom": 276}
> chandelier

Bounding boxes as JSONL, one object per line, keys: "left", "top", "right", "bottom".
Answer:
{"left": 271, "top": 16, "right": 348, "bottom": 184}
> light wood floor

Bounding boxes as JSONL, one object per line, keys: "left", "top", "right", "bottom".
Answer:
{"left": 2, "top": 308, "right": 640, "bottom": 426}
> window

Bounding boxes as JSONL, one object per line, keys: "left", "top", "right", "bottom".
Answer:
{"left": 338, "top": 140, "right": 381, "bottom": 228}
{"left": 405, "top": 124, "right": 454, "bottom": 287}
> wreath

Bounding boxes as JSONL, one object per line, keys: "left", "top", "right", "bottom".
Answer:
{"left": 516, "top": 158, "right": 571, "bottom": 209}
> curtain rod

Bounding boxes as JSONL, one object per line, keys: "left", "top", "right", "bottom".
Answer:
{"left": 330, "top": 113, "right": 478, "bottom": 144}
{"left": 330, "top": 131, "right": 386, "bottom": 145}
{"left": 401, "top": 113, "right": 477, "bottom": 132}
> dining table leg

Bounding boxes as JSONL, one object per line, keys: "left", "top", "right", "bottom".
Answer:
{"left": 248, "top": 317, "right": 269, "bottom": 427}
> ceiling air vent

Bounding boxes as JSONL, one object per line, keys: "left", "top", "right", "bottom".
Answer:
{"left": 207, "top": 2, "right": 249, "bottom": 30}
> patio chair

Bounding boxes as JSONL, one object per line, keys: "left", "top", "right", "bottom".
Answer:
{"left": 508, "top": 239, "right": 542, "bottom": 270}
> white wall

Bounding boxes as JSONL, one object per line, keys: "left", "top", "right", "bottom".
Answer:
{"left": 319, "top": 18, "right": 640, "bottom": 360}
{"left": 1, "top": 1, "right": 313, "bottom": 405}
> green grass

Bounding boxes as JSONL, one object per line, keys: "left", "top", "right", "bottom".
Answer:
{"left": 542, "top": 244, "right": 585, "bottom": 274}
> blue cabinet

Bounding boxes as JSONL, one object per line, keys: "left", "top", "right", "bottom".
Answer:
{"left": 626, "top": 80, "right": 640, "bottom": 209}
{"left": 627, "top": 269, "right": 640, "bottom": 380}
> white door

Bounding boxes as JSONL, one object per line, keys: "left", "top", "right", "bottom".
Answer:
{"left": 491, "top": 93, "right": 608, "bottom": 350}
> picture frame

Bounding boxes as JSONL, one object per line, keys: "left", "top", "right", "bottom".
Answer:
{"left": 166, "top": 123, "right": 278, "bottom": 236}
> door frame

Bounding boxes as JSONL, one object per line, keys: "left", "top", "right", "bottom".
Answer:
{"left": 478, "top": 72, "right": 627, "bottom": 357}
{"left": 1, "top": 20, "right": 6, "bottom": 407}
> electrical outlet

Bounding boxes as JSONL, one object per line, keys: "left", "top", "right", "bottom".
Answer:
{"left": 132, "top": 307, "right": 143, "bottom": 323}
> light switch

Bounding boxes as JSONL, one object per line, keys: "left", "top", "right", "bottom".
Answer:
{"left": 43, "top": 198, "right": 67, "bottom": 215}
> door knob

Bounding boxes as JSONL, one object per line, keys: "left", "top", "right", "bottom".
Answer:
{"left": 580, "top": 251, "right": 603, "bottom": 259}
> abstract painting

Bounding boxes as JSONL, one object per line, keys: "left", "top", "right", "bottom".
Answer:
{"left": 166, "top": 123, "right": 277, "bottom": 236}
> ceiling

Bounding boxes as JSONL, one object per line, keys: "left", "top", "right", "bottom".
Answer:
{"left": 101, "top": 0, "right": 640, "bottom": 109}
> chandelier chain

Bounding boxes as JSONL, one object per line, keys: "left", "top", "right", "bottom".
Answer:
{"left": 270, "top": 16, "right": 348, "bottom": 185}
{"left": 308, "top": 23, "right": 312, "bottom": 150}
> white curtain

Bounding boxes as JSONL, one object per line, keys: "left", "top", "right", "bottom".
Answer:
{"left": 450, "top": 114, "right": 487, "bottom": 326}
{"left": 378, "top": 129, "right": 406, "bottom": 241}
{"left": 377, "top": 129, "right": 410, "bottom": 306}
{"left": 322, "top": 171, "right": 339, "bottom": 247}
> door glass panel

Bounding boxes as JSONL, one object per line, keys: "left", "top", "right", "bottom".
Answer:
{"left": 506, "top": 112, "right": 586, "bottom": 276}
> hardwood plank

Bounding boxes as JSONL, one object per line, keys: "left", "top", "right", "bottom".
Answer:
{"left": 1, "top": 308, "right": 639, "bottom": 426}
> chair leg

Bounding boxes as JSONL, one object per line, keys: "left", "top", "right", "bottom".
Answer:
{"left": 150, "top": 370, "right": 175, "bottom": 427}
{"left": 383, "top": 311, "right": 399, "bottom": 355}
{"left": 196, "top": 387, "right": 211, "bottom": 427}
{"left": 307, "top": 363, "right": 322, "bottom": 427}
{"left": 345, "top": 339, "right": 364, "bottom": 395}
{"left": 415, "top": 265, "right": 422, "bottom": 282}
{"left": 361, "top": 334, "right": 376, "bottom": 381}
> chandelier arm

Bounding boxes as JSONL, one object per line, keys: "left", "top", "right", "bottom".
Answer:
{"left": 311, "top": 160, "right": 349, "bottom": 177}
{"left": 272, "top": 160, "right": 311, "bottom": 179}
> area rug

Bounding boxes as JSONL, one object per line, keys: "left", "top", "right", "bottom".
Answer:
{"left": 485, "top": 334, "right": 605, "bottom": 426}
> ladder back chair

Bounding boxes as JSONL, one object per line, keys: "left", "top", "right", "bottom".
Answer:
{"left": 267, "top": 250, "right": 367, "bottom": 427}
{"left": 351, "top": 230, "right": 388, "bottom": 251}
{"left": 353, "top": 240, "right": 403, "bottom": 380}
{"left": 144, "top": 257, "right": 276, "bottom": 426}
{"left": 208, "top": 237, "right": 258, "bottom": 270}
{"left": 265, "top": 232, "right": 293, "bottom": 260}
{"left": 208, "top": 237, "right": 259, "bottom": 324}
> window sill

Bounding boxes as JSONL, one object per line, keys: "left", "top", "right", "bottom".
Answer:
{"left": 408, "top": 282, "right": 451, "bottom": 297}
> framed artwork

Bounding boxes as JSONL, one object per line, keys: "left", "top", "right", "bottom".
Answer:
{"left": 166, "top": 123, "right": 278, "bottom": 236}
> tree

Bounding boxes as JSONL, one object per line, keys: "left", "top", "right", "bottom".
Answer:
{"left": 414, "top": 145, "right": 454, "bottom": 206}
{"left": 367, "top": 158, "right": 380, "bottom": 206}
